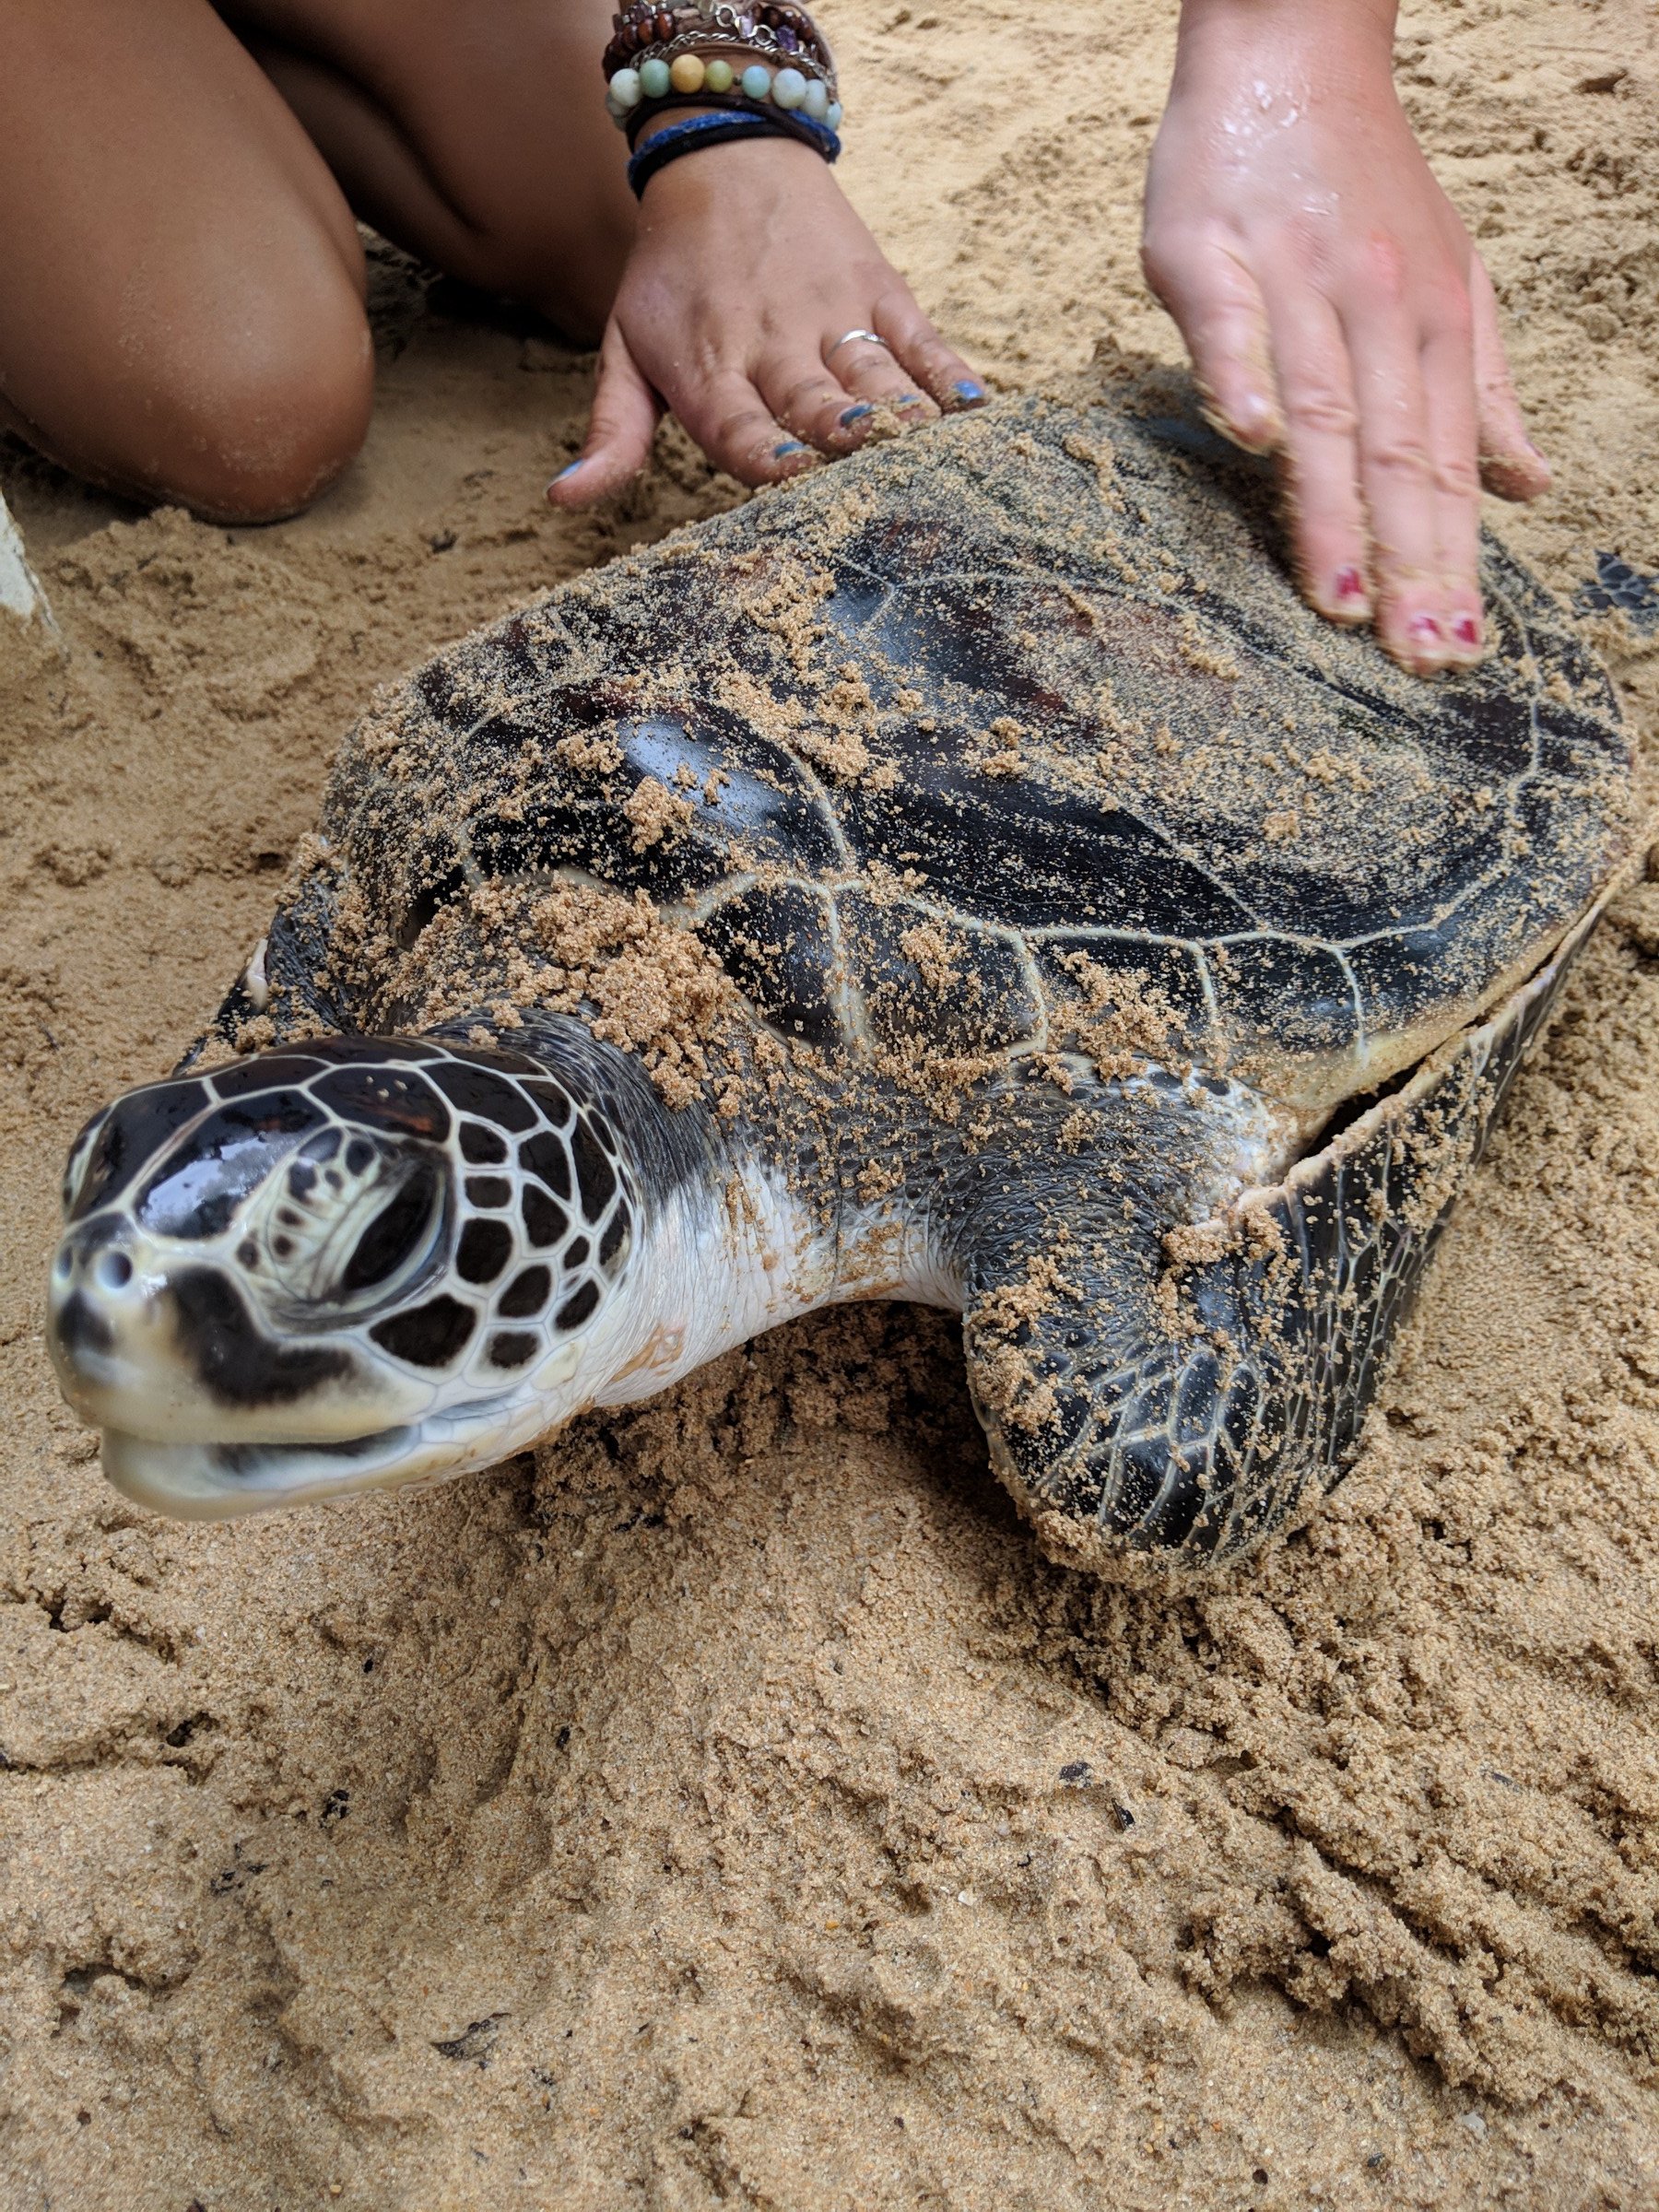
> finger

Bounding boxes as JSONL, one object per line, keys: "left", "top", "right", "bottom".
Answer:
{"left": 1141, "top": 227, "right": 1283, "bottom": 453}
{"left": 1341, "top": 239, "right": 1456, "bottom": 675}
{"left": 827, "top": 333, "right": 938, "bottom": 426}
{"left": 1418, "top": 292, "right": 1485, "bottom": 664}
{"left": 766, "top": 354, "right": 883, "bottom": 455}
{"left": 1469, "top": 258, "right": 1550, "bottom": 503}
{"left": 1255, "top": 270, "right": 1371, "bottom": 625}
{"left": 547, "top": 315, "right": 662, "bottom": 508}
{"left": 677, "top": 363, "right": 823, "bottom": 487}
{"left": 869, "top": 289, "right": 985, "bottom": 412}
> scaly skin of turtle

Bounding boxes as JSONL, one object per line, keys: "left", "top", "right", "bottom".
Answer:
{"left": 950, "top": 897, "right": 1601, "bottom": 1574}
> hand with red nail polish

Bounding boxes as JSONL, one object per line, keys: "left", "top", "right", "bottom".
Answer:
{"left": 1140, "top": 0, "right": 1551, "bottom": 676}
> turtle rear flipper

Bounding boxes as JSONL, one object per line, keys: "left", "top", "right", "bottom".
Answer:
{"left": 954, "top": 912, "right": 1594, "bottom": 1575}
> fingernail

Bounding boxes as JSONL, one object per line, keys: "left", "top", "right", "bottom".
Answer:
{"left": 839, "top": 404, "right": 874, "bottom": 427}
{"left": 1405, "top": 614, "right": 1447, "bottom": 665}
{"left": 895, "top": 392, "right": 924, "bottom": 408}
{"left": 555, "top": 460, "right": 582, "bottom": 479}
{"left": 1453, "top": 613, "right": 1481, "bottom": 650}
{"left": 954, "top": 380, "right": 985, "bottom": 402}
{"left": 773, "top": 440, "right": 807, "bottom": 458}
{"left": 1335, "top": 566, "right": 1366, "bottom": 604}
{"left": 1237, "top": 395, "right": 1277, "bottom": 447}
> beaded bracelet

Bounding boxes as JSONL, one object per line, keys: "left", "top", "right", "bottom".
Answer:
{"left": 605, "top": 2, "right": 842, "bottom": 133}
{"left": 626, "top": 107, "right": 841, "bottom": 198}
{"left": 609, "top": 55, "right": 842, "bottom": 133}
{"left": 605, "top": 3, "right": 835, "bottom": 94}
{"left": 621, "top": 83, "right": 831, "bottom": 151}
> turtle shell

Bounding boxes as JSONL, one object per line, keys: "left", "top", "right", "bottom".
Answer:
{"left": 293, "top": 382, "right": 1631, "bottom": 1112}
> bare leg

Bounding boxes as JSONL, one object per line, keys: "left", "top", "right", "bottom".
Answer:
{"left": 0, "top": 0, "right": 372, "bottom": 522}
{"left": 218, "top": 0, "right": 637, "bottom": 344}
{"left": 0, "top": 1, "right": 973, "bottom": 517}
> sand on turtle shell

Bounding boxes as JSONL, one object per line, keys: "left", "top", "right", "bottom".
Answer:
{"left": 3, "top": 0, "right": 1659, "bottom": 2205}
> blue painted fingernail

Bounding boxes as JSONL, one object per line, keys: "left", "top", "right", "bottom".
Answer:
{"left": 896, "top": 392, "right": 923, "bottom": 406}
{"left": 954, "top": 379, "right": 984, "bottom": 402}
{"left": 773, "top": 440, "right": 807, "bottom": 458}
{"left": 840, "top": 404, "right": 874, "bottom": 427}
{"left": 555, "top": 461, "right": 582, "bottom": 479}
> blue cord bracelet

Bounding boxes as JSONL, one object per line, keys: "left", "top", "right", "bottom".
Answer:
{"left": 626, "top": 107, "right": 841, "bottom": 198}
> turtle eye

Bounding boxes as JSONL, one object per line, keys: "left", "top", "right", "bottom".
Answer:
{"left": 333, "top": 1159, "right": 443, "bottom": 1302}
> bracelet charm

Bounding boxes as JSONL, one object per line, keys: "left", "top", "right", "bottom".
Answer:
{"left": 603, "top": 1, "right": 843, "bottom": 140}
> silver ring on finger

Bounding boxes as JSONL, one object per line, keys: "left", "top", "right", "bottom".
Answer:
{"left": 828, "top": 327, "right": 890, "bottom": 359}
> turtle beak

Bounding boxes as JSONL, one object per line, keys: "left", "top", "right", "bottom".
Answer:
{"left": 48, "top": 1218, "right": 194, "bottom": 1435}
{"left": 97, "top": 1424, "right": 428, "bottom": 1520}
{"left": 95, "top": 1359, "right": 579, "bottom": 1519}
{"left": 47, "top": 1218, "right": 427, "bottom": 1448}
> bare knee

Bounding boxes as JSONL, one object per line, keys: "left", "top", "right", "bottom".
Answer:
{"left": 131, "top": 290, "right": 375, "bottom": 524}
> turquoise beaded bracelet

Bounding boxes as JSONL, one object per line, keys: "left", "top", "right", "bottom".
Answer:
{"left": 607, "top": 52, "right": 841, "bottom": 131}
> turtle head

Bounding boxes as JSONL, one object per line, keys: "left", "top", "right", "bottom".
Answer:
{"left": 47, "top": 1038, "right": 637, "bottom": 1519}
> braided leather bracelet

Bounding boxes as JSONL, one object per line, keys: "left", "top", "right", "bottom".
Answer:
{"left": 626, "top": 107, "right": 840, "bottom": 198}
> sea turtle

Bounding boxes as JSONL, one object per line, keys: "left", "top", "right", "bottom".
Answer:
{"left": 46, "top": 377, "right": 1633, "bottom": 1573}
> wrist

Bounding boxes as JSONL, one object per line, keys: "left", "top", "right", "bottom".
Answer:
{"left": 633, "top": 117, "right": 829, "bottom": 211}
{"left": 1173, "top": 0, "right": 1397, "bottom": 76}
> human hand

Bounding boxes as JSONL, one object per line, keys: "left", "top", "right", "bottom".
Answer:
{"left": 1141, "top": 0, "right": 1549, "bottom": 675}
{"left": 548, "top": 133, "right": 982, "bottom": 505}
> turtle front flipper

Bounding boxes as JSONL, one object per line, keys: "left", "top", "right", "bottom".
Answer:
{"left": 178, "top": 877, "right": 357, "bottom": 1073}
{"left": 948, "top": 918, "right": 1592, "bottom": 1575}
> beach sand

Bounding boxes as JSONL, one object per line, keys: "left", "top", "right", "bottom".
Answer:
{"left": 3, "top": 0, "right": 1659, "bottom": 2204}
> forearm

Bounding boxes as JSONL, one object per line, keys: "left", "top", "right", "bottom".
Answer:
{"left": 1175, "top": 0, "right": 1395, "bottom": 39}
{"left": 1171, "top": 0, "right": 1398, "bottom": 83}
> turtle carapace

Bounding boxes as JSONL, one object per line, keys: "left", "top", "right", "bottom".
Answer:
{"left": 46, "top": 388, "right": 1633, "bottom": 1573}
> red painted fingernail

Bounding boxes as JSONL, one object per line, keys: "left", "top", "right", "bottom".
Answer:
{"left": 1453, "top": 614, "right": 1481, "bottom": 648}
{"left": 1335, "top": 566, "right": 1366, "bottom": 603}
{"left": 1407, "top": 615, "right": 1443, "bottom": 644}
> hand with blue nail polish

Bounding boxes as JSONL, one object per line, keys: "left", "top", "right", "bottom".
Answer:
{"left": 548, "top": 132, "right": 984, "bottom": 507}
